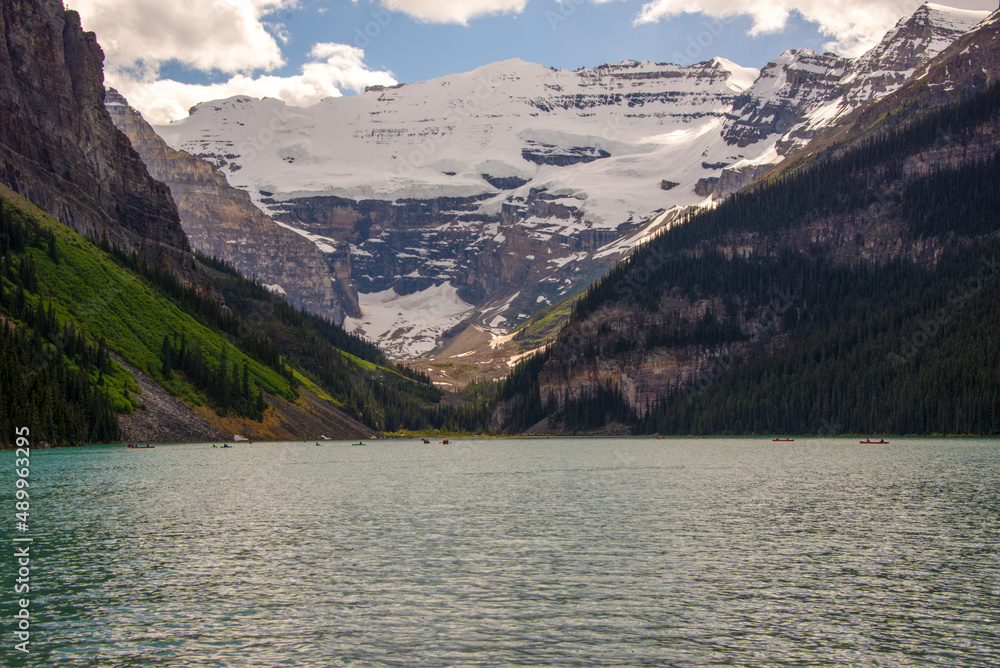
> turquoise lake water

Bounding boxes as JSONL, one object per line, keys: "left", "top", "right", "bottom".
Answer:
{"left": 2, "top": 437, "right": 999, "bottom": 666}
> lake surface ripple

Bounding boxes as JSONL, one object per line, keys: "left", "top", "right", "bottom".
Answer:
{"left": 3, "top": 438, "right": 999, "bottom": 666}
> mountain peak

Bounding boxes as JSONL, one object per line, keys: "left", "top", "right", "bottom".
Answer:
{"left": 711, "top": 57, "right": 760, "bottom": 92}
{"left": 871, "top": 2, "right": 991, "bottom": 57}
{"left": 920, "top": 3, "right": 992, "bottom": 24}
{"left": 820, "top": 1, "right": 988, "bottom": 121}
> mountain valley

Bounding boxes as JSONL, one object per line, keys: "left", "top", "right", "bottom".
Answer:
{"left": 1, "top": 0, "right": 999, "bottom": 443}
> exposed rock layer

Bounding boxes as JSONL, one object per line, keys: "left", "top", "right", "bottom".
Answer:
{"left": 105, "top": 90, "right": 354, "bottom": 323}
{"left": 0, "top": 0, "right": 190, "bottom": 268}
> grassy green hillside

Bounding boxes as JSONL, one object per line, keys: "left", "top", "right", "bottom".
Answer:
{"left": 0, "top": 184, "right": 466, "bottom": 446}
{"left": 509, "top": 288, "right": 582, "bottom": 352}
{"left": 0, "top": 186, "right": 299, "bottom": 442}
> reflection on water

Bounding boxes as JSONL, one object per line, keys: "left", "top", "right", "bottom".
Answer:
{"left": 2, "top": 438, "right": 999, "bottom": 666}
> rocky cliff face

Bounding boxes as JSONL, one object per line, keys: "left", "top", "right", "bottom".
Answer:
{"left": 104, "top": 89, "right": 355, "bottom": 323}
{"left": 716, "top": 4, "right": 987, "bottom": 198}
{"left": 773, "top": 8, "right": 1000, "bottom": 180}
{"left": 726, "top": 5, "right": 986, "bottom": 150}
{"left": 269, "top": 189, "right": 619, "bottom": 357}
{"left": 0, "top": 0, "right": 190, "bottom": 267}
{"left": 724, "top": 50, "right": 850, "bottom": 148}
{"left": 839, "top": 4, "right": 992, "bottom": 110}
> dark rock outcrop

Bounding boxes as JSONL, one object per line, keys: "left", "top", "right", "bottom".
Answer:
{"left": 0, "top": 0, "right": 190, "bottom": 268}
{"left": 694, "top": 177, "right": 720, "bottom": 198}
{"left": 482, "top": 173, "right": 529, "bottom": 190}
{"left": 271, "top": 193, "right": 493, "bottom": 297}
{"left": 694, "top": 164, "right": 776, "bottom": 200}
{"left": 521, "top": 143, "right": 611, "bottom": 166}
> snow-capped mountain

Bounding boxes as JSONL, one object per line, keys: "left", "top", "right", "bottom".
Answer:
{"left": 152, "top": 3, "right": 987, "bottom": 359}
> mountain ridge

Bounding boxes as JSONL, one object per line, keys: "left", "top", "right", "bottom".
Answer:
{"left": 490, "top": 24, "right": 1000, "bottom": 436}
{"left": 150, "top": 3, "right": 987, "bottom": 360}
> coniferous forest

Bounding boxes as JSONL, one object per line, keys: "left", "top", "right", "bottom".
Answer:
{"left": 0, "top": 203, "right": 121, "bottom": 444}
{"left": 494, "top": 81, "right": 1000, "bottom": 436}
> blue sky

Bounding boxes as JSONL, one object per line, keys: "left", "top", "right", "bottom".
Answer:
{"left": 270, "top": 2, "right": 825, "bottom": 82}
{"left": 67, "top": 0, "right": 996, "bottom": 124}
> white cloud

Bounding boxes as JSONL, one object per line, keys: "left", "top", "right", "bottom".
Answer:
{"left": 68, "top": 0, "right": 396, "bottom": 124}
{"left": 635, "top": 0, "right": 935, "bottom": 55}
{"left": 378, "top": 0, "right": 528, "bottom": 25}
{"left": 68, "top": 0, "right": 289, "bottom": 73}
{"left": 111, "top": 44, "right": 397, "bottom": 125}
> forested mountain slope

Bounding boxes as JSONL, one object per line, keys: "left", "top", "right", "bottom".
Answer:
{"left": 493, "top": 57, "right": 1000, "bottom": 436}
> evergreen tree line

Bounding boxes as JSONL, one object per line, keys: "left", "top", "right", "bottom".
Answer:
{"left": 545, "top": 382, "right": 637, "bottom": 433}
{"left": 160, "top": 333, "right": 267, "bottom": 419}
{"left": 101, "top": 236, "right": 293, "bottom": 384}
{"left": 95, "top": 212, "right": 448, "bottom": 433}
{"left": 263, "top": 297, "right": 431, "bottom": 386}
{"left": 0, "top": 201, "right": 119, "bottom": 445}
{"left": 3, "top": 192, "right": 461, "bottom": 440}
{"left": 494, "top": 351, "right": 551, "bottom": 434}
{"left": 502, "top": 239, "right": 1000, "bottom": 436}
{"left": 191, "top": 245, "right": 432, "bottom": 386}
{"left": 572, "top": 83, "right": 1000, "bottom": 324}
{"left": 0, "top": 322, "right": 119, "bottom": 446}
{"left": 635, "top": 243, "right": 1000, "bottom": 435}
{"left": 198, "top": 265, "right": 452, "bottom": 433}
{"left": 903, "top": 148, "right": 1000, "bottom": 237}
